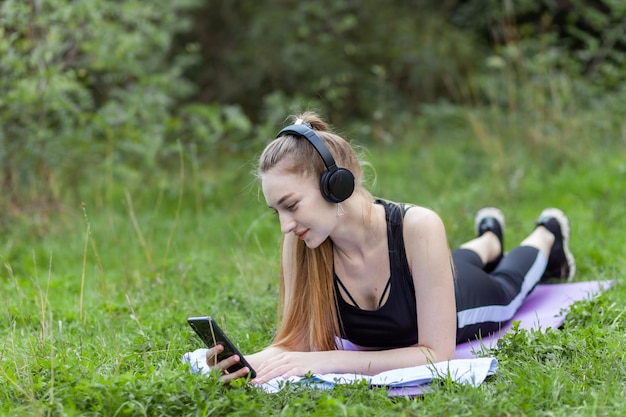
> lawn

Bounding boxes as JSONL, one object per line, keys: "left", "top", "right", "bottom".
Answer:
{"left": 1, "top": 105, "right": 625, "bottom": 416}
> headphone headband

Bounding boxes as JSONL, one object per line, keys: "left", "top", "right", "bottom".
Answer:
{"left": 275, "top": 122, "right": 355, "bottom": 203}
{"left": 276, "top": 124, "right": 337, "bottom": 172}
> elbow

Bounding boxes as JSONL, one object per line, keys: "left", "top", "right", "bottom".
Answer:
{"left": 418, "top": 343, "right": 455, "bottom": 363}
{"left": 443, "top": 345, "right": 455, "bottom": 361}
{"left": 440, "top": 339, "right": 456, "bottom": 361}
{"left": 434, "top": 346, "right": 455, "bottom": 363}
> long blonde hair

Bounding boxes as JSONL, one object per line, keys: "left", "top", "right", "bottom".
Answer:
{"left": 258, "top": 111, "right": 371, "bottom": 351}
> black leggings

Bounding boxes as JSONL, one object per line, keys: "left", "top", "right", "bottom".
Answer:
{"left": 453, "top": 246, "right": 548, "bottom": 344}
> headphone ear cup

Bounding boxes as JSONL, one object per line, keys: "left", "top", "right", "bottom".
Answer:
{"left": 320, "top": 168, "right": 355, "bottom": 203}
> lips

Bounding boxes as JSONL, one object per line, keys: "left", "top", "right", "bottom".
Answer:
{"left": 295, "top": 229, "right": 309, "bottom": 239}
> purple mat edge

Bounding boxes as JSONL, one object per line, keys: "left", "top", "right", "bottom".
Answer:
{"left": 454, "top": 280, "right": 613, "bottom": 359}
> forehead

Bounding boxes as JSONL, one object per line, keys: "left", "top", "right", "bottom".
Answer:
{"left": 261, "top": 168, "right": 315, "bottom": 205}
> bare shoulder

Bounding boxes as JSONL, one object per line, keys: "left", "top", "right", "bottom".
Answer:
{"left": 401, "top": 205, "right": 449, "bottom": 269}
{"left": 402, "top": 205, "right": 446, "bottom": 237}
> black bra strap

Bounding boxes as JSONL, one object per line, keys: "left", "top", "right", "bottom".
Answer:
{"left": 335, "top": 275, "right": 393, "bottom": 310}
{"left": 377, "top": 277, "right": 392, "bottom": 309}
{"left": 334, "top": 276, "right": 361, "bottom": 309}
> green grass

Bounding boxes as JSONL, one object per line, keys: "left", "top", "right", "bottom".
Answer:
{"left": 2, "top": 104, "right": 625, "bottom": 416}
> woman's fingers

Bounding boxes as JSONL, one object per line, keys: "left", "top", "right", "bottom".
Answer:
{"left": 219, "top": 365, "right": 251, "bottom": 383}
{"left": 205, "top": 344, "right": 224, "bottom": 367}
{"left": 218, "top": 353, "right": 243, "bottom": 372}
{"left": 252, "top": 352, "right": 312, "bottom": 384}
{"left": 205, "top": 344, "right": 250, "bottom": 383}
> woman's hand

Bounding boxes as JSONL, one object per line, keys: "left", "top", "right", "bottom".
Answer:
{"left": 205, "top": 344, "right": 252, "bottom": 383}
{"left": 252, "top": 351, "right": 330, "bottom": 384}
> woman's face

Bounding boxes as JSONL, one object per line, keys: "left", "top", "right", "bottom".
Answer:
{"left": 262, "top": 166, "right": 336, "bottom": 249}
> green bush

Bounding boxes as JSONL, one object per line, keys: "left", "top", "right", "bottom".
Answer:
{"left": 0, "top": 0, "right": 200, "bottom": 210}
{"left": 453, "top": 0, "right": 626, "bottom": 91}
{"left": 2, "top": 0, "right": 624, "bottom": 224}
{"left": 179, "top": 0, "right": 483, "bottom": 125}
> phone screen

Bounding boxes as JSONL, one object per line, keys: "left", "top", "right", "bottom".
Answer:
{"left": 187, "top": 316, "right": 256, "bottom": 378}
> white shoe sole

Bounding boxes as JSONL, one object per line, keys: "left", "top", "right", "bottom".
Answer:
{"left": 474, "top": 207, "right": 506, "bottom": 237}
{"left": 539, "top": 208, "right": 576, "bottom": 281}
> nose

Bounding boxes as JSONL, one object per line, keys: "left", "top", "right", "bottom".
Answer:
{"left": 279, "top": 213, "right": 296, "bottom": 235}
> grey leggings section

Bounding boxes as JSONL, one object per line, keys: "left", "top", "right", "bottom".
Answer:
{"left": 453, "top": 246, "right": 547, "bottom": 344}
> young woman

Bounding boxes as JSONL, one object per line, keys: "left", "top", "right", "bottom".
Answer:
{"left": 206, "top": 111, "right": 575, "bottom": 384}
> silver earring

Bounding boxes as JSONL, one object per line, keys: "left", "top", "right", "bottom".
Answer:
{"left": 337, "top": 203, "right": 345, "bottom": 217}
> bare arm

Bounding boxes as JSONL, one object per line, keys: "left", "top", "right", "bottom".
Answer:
{"left": 403, "top": 207, "right": 457, "bottom": 361}
{"left": 251, "top": 345, "right": 445, "bottom": 383}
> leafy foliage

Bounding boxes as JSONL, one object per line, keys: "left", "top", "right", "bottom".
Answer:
{"left": 0, "top": 0, "right": 200, "bottom": 210}
{"left": 454, "top": 0, "right": 626, "bottom": 89}
{"left": 1, "top": 3, "right": 625, "bottom": 413}
{"left": 3, "top": 0, "right": 625, "bottom": 219}
{"left": 178, "top": 0, "right": 483, "bottom": 124}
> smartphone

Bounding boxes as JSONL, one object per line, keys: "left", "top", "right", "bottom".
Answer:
{"left": 187, "top": 316, "right": 256, "bottom": 379}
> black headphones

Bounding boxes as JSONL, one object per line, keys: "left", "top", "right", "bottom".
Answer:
{"left": 276, "top": 121, "right": 355, "bottom": 203}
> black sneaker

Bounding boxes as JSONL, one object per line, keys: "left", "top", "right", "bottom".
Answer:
{"left": 535, "top": 208, "right": 576, "bottom": 281}
{"left": 474, "top": 207, "right": 505, "bottom": 273}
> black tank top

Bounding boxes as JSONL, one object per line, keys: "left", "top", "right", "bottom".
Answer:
{"left": 334, "top": 199, "right": 418, "bottom": 349}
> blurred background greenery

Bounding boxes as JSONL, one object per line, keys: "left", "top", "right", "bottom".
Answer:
{"left": 2, "top": 0, "right": 625, "bottom": 225}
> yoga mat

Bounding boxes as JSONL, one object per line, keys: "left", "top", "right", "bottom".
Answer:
{"left": 455, "top": 280, "right": 613, "bottom": 359}
{"left": 387, "top": 280, "right": 612, "bottom": 397}
{"left": 183, "top": 280, "right": 611, "bottom": 396}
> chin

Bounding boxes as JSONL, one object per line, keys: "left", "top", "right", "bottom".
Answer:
{"left": 303, "top": 237, "right": 324, "bottom": 249}
{"left": 304, "top": 240, "right": 321, "bottom": 249}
